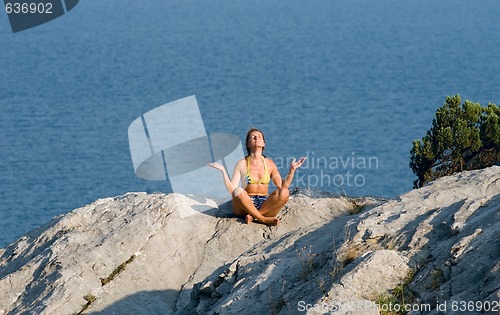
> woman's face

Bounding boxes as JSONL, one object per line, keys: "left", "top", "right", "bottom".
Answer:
{"left": 247, "top": 131, "right": 265, "bottom": 150}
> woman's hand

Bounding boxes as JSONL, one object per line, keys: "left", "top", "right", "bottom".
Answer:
{"left": 208, "top": 161, "right": 239, "bottom": 194}
{"left": 280, "top": 157, "right": 307, "bottom": 189}
{"left": 208, "top": 162, "right": 225, "bottom": 173}
{"left": 290, "top": 157, "right": 307, "bottom": 171}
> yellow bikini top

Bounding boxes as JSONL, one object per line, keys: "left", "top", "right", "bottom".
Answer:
{"left": 245, "top": 156, "right": 270, "bottom": 185}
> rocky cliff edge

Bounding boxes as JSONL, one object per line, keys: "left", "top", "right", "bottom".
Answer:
{"left": 0, "top": 166, "right": 499, "bottom": 314}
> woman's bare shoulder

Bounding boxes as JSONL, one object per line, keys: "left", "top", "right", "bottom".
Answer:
{"left": 264, "top": 157, "right": 277, "bottom": 168}
{"left": 234, "top": 158, "right": 247, "bottom": 168}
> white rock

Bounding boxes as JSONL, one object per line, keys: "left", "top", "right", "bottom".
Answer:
{"left": 0, "top": 166, "right": 498, "bottom": 315}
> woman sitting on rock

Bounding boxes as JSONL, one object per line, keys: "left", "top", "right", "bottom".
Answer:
{"left": 208, "top": 127, "right": 306, "bottom": 226}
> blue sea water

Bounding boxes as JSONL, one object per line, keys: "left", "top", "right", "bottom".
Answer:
{"left": 1, "top": 0, "right": 499, "bottom": 248}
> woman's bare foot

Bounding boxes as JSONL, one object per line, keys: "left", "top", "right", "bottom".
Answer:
{"left": 263, "top": 216, "right": 279, "bottom": 226}
{"left": 244, "top": 215, "right": 278, "bottom": 226}
{"left": 245, "top": 214, "right": 254, "bottom": 224}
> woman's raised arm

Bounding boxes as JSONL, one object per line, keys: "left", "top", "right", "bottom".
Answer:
{"left": 281, "top": 157, "right": 307, "bottom": 189}
{"left": 208, "top": 160, "right": 243, "bottom": 194}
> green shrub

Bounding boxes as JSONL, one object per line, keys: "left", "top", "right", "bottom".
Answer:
{"left": 410, "top": 95, "right": 500, "bottom": 188}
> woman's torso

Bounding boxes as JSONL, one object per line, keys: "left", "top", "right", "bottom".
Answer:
{"left": 242, "top": 156, "right": 270, "bottom": 196}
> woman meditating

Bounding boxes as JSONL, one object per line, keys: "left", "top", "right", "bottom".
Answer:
{"left": 208, "top": 128, "right": 306, "bottom": 226}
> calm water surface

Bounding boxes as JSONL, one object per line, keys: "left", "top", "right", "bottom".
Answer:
{"left": 1, "top": 0, "right": 499, "bottom": 247}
